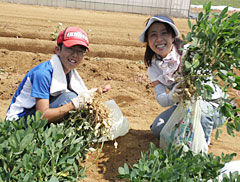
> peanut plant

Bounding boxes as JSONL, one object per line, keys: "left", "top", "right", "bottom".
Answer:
{"left": 64, "top": 92, "right": 113, "bottom": 142}
{"left": 51, "top": 22, "right": 63, "bottom": 41}
{"left": 180, "top": 2, "right": 240, "bottom": 137}
{"left": 0, "top": 92, "right": 113, "bottom": 181}
{"left": 117, "top": 143, "right": 240, "bottom": 181}
{"left": 0, "top": 109, "right": 105, "bottom": 181}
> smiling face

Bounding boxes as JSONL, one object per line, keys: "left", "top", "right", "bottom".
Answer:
{"left": 55, "top": 45, "right": 86, "bottom": 74}
{"left": 147, "top": 22, "right": 175, "bottom": 58}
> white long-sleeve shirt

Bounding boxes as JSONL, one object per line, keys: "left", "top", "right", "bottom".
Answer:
{"left": 154, "top": 83, "right": 175, "bottom": 107}
{"left": 148, "top": 45, "right": 224, "bottom": 108}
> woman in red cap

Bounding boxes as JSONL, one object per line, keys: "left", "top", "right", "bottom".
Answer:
{"left": 6, "top": 27, "right": 100, "bottom": 123}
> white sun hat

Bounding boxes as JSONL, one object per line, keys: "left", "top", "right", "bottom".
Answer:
{"left": 139, "top": 15, "right": 180, "bottom": 42}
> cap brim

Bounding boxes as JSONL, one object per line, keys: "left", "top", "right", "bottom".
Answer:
{"left": 63, "top": 40, "right": 89, "bottom": 50}
{"left": 139, "top": 17, "right": 180, "bottom": 42}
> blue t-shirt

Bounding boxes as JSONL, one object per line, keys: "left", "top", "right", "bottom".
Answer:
{"left": 6, "top": 60, "right": 53, "bottom": 120}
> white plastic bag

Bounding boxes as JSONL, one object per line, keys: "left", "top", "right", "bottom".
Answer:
{"left": 218, "top": 160, "right": 240, "bottom": 181}
{"left": 160, "top": 98, "right": 208, "bottom": 154}
{"left": 94, "top": 99, "right": 129, "bottom": 142}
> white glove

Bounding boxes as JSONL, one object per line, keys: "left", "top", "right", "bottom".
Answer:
{"left": 71, "top": 88, "right": 97, "bottom": 109}
{"left": 173, "top": 73, "right": 184, "bottom": 82}
{"left": 169, "top": 82, "right": 184, "bottom": 103}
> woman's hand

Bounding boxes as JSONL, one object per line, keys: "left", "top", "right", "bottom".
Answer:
{"left": 97, "top": 84, "right": 111, "bottom": 93}
{"left": 169, "top": 82, "right": 185, "bottom": 103}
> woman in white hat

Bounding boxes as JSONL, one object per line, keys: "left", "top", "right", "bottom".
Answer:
{"left": 139, "top": 15, "right": 224, "bottom": 145}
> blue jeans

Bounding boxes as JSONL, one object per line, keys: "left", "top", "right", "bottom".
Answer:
{"left": 150, "top": 101, "right": 225, "bottom": 144}
{"left": 24, "top": 91, "right": 77, "bottom": 120}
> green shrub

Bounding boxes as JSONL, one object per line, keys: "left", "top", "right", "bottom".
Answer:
{"left": 181, "top": 2, "right": 240, "bottom": 137}
{"left": 117, "top": 143, "right": 239, "bottom": 181}
{"left": 0, "top": 111, "right": 94, "bottom": 181}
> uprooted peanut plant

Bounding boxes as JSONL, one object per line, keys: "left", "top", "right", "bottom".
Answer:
{"left": 179, "top": 2, "right": 240, "bottom": 137}
{"left": 64, "top": 91, "right": 113, "bottom": 142}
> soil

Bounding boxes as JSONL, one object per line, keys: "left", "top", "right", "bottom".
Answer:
{"left": 0, "top": 2, "right": 239, "bottom": 181}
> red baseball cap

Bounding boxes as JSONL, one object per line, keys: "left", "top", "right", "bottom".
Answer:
{"left": 57, "top": 27, "right": 89, "bottom": 50}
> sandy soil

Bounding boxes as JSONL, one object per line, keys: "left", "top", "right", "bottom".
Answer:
{"left": 0, "top": 2, "right": 239, "bottom": 181}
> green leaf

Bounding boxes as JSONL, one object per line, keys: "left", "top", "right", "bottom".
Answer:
{"left": 226, "top": 123, "right": 235, "bottom": 137}
{"left": 220, "top": 7, "right": 228, "bottom": 18}
{"left": 118, "top": 166, "right": 126, "bottom": 174}
{"left": 35, "top": 110, "right": 42, "bottom": 121}
{"left": 212, "top": 25, "right": 217, "bottom": 34}
{"left": 23, "top": 154, "right": 31, "bottom": 169}
{"left": 20, "top": 133, "right": 34, "bottom": 150}
{"left": 9, "top": 134, "right": 19, "bottom": 150}
{"left": 124, "top": 163, "right": 130, "bottom": 174}
{"left": 234, "top": 118, "right": 240, "bottom": 132}
{"left": 215, "top": 128, "right": 222, "bottom": 140}
{"left": 192, "top": 58, "right": 200, "bottom": 68}
{"left": 23, "top": 173, "right": 33, "bottom": 182}
{"left": 203, "top": 84, "right": 214, "bottom": 99}
{"left": 186, "top": 32, "right": 192, "bottom": 42}
{"left": 204, "top": 1, "right": 211, "bottom": 12}
{"left": 218, "top": 70, "right": 228, "bottom": 80}
{"left": 154, "top": 150, "right": 159, "bottom": 158}
{"left": 48, "top": 176, "right": 59, "bottom": 182}
{"left": 188, "top": 19, "right": 192, "bottom": 30}
{"left": 184, "top": 61, "right": 192, "bottom": 70}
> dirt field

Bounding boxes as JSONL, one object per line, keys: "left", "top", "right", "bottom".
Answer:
{"left": 0, "top": 2, "right": 239, "bottom": 181}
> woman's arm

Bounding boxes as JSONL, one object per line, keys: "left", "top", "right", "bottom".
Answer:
{"left": 153, "top": 81, "right": 175, "bottom": 107}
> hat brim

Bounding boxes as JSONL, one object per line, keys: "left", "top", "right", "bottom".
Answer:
{"left": 63, "top": 40, "right": 90, "bottom": 51}
{"left": 139, "top": 16, "right": 180, "bottom": 42}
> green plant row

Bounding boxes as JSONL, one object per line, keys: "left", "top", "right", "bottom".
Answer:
{"left": 0, "top": 111, "right": 97, "bottom": 182}
{"left": 117, "top": 143, "right": 240, "bottom": 181}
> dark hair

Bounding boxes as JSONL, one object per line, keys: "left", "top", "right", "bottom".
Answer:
{"left": 57, "top": 43, "right": 87, "bottom": 52}
{"left": 58, "top": 42, "right": 63, "bottom": 50}
{"left": 143, "top": 16, "right": 183, "bottom": 67}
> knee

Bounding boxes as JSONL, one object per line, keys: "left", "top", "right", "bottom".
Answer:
{"left": 201, "top": 113, "right": 215, "bottom": 143}
{"left": 58, "top": 92, "right": 78, "bottom": 105}
{"left": 50, "top": 91, "right": 77, "bottom": 108}
{"left": 150, "top": 118, "right": 165, "bottom": 139}
{"left": 201, "top": 113, "right": 214, "bottom": 130}
{"left": 62, "top": 92, "right": 78, "bottom": 101}
{"left": 150, "top": 125, "right": 161, "bottom": 138}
